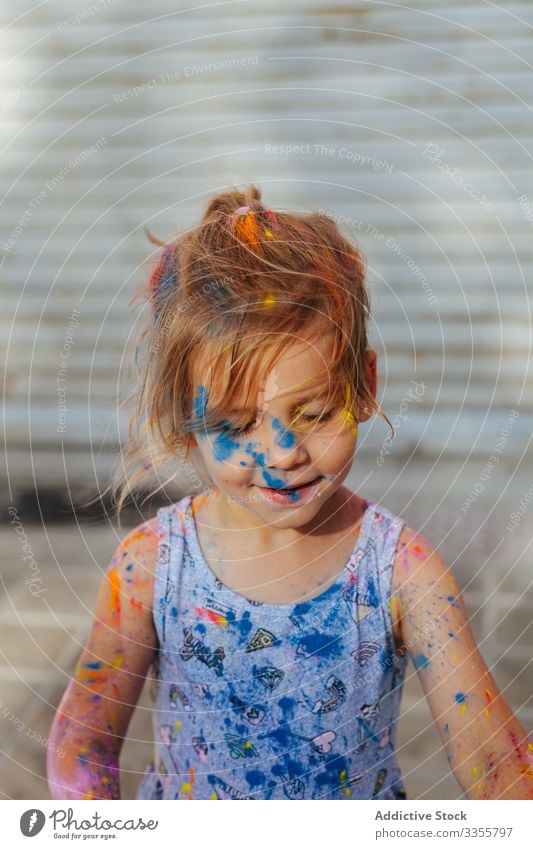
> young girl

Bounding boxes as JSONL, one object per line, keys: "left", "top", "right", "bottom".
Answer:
{"left": 47, "top": 185, "right": 533, "bottom": 801}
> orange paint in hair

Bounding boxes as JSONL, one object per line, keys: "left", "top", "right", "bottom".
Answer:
{"left": 235, "top": 210, "right": 262, "bottom": 252}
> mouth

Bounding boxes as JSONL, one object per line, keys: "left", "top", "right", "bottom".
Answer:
{"left": 256, "top": 475, "right": 324, "bottom": 503}
{"left": 259, "top": 475, "right": 322, "bottom": 491}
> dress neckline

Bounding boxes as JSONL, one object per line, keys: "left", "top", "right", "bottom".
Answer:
{"left": 178, "top": 492, "right": 376, "bottom": 610}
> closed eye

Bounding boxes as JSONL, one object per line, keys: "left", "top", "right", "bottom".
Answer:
{"left": 222, "top": 409, "right": 335, "bottom": 438}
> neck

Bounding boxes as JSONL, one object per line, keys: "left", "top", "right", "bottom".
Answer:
{"left": 204, "top": 484, "right": 355, "bottom": 548}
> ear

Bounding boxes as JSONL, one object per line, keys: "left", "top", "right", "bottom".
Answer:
{"left": 357, "top": 349, "right": 377, "bottom": 423}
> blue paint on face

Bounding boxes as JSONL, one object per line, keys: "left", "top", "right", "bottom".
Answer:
{"left": 261, "top": 469, "right": 288, "bottom": 489}
{"left": 271, "top": 417, "right": 296, "bottom": 448}
{"left": 212, "top": 426, "right": 241, "bottom": 462}
{"left": 244, "top": 442, "right": 267, "bottom": 467}
{"left": 413, "top": 653, "right": 430, "bottom": 670}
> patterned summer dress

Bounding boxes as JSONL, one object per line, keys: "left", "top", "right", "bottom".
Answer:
{"left": 136, "top": 492, "right": 408, "bottom": 800}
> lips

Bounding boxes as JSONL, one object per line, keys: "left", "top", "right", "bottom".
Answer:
{"left": 260, "top": 476, "right": 322, "bottom": 491}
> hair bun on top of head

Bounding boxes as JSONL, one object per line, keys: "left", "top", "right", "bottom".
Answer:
{"left": 149, "top": 241, "right": 178, "bottom": 296}
{"left": 148, "top": 241, "right": 179, "bottom": 323}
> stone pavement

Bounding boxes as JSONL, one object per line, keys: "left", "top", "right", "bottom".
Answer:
{"left": 1, "top": 515, "right": 530, "bottom": 800}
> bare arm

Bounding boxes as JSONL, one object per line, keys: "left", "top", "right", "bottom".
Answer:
{"left": 393, "top": 526, "right": 533, "bottom": 800}
{"left": 47, "top": 518, "right": 160, "bottom": 800}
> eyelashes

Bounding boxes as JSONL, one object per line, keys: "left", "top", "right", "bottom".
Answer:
{"left": 219, "top": 410, "right": 336, "bottom": 439}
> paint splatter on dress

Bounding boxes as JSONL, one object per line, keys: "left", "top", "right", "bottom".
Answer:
{"left": 136, "top": 493, "right": 408, "bottom": 800}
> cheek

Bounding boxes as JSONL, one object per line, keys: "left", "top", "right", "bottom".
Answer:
{"left": 314, "top": 427, "right": 356, "bottom": 465}
{"left": 198, "top": 433, "right": 259, "bottom": 470}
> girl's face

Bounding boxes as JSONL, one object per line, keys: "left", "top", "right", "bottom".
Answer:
{"left": 189, "top": 335, "right": 375, "bottom": 530}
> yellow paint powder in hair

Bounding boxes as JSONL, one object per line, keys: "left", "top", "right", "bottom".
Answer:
{"left": 339, "top": 383, "right": 358, "bottom": 436}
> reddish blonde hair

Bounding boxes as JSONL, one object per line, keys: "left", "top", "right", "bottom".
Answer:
{"left": 106, "top": 183, "right": 391, "bottom": 516}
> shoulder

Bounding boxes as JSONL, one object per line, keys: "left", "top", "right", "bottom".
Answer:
{"left": 113, "top": 515, "right": 162, "bottom": 576}
{"left": 392, "top": 523, "right": 451, "bottom": 590}
{"left": 390, "top": 523, "right": 458, "bottom": 645}
{"left": 102, "top": 515, "right": 163, "bottom": 615}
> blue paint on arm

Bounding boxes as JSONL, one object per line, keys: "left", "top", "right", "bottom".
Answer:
{"left": 413, "top": 653, "right": 430, "bottom": 670}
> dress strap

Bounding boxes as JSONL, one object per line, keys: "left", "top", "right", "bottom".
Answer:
{"left": 152, "top": 498, "right": 187, "bottom": 646}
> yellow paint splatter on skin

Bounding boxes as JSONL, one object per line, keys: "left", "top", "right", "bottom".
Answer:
{"left": 452, "top": 653, "right": 458, "bottom": 663}
{"left": 190, "top": 493, "right": 209, "bottom": 515}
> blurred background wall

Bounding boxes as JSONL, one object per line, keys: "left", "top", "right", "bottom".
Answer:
{"left": 1, "top": 0, "right": 532, "bottom": 799}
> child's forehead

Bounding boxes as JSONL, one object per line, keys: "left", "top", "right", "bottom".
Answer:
{"left": 191, "top": 334, "right": 334, "bottom": 406}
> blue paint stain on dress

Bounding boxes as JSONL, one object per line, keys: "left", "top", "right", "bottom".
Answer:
{"left": 366, "top": 574, "right": 380, "bottom": 608}
{"left": 272, "top": 417, "right": 296, "bottom": 448}
{"left": 246, "top": 769, "right": 266, "bottom": 788}
{"left": 237, "top": 611, "right": 253, "bottom": 636}
{"left": 296, "top": 630, "right": 339, "bottom": 658}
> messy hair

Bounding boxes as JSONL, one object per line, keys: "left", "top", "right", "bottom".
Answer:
{"left": 104, "top": 183, "right": 392, "bottom": 516}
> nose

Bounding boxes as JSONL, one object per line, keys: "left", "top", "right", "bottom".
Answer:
{"left": 261, "top": 416, "right": 309, "bottom": 471}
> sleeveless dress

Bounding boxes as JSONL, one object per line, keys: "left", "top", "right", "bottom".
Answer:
{"left": 136, "top": 492, "right": 408, "bottom": 800}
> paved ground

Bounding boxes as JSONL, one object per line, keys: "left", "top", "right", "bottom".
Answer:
{"left": 1, "top": 513, "right": 530, "bottom": 800}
